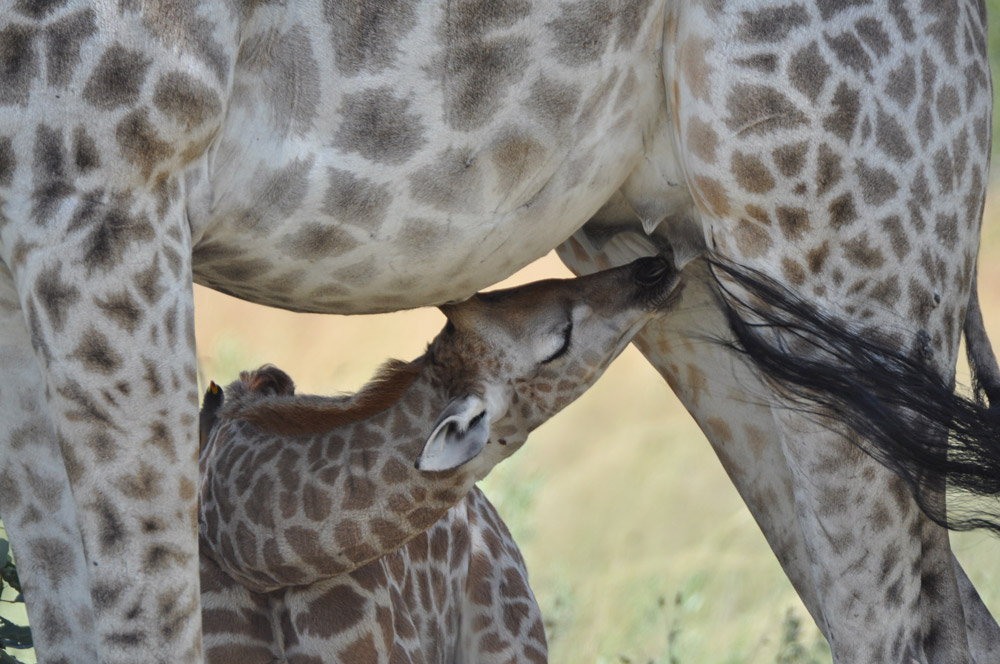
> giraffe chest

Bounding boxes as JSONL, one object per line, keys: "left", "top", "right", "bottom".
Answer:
{"left": 186, "top": 0, "right": 669, "bottom": 314}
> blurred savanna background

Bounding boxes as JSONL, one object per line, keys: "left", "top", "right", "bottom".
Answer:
{"left": 7, "top": 4, "right": 1000, "bottom": 664}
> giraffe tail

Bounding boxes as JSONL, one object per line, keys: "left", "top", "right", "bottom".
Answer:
{"left": 708, "top": 257, "right": 1000, "bottom": 535}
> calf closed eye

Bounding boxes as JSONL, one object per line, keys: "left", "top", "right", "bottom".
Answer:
{"left": 541, "top": 322, "right": 572, "bottom": 364}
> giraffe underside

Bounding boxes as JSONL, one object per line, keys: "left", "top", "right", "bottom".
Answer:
{"left": 0, "top": 0, "right": 997, "bottom": 662}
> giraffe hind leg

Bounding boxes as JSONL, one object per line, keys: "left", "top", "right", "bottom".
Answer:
{"left": 711, "top": 258, "right": 1000, "bottom": 533}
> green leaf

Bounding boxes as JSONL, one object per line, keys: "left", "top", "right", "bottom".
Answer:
{"left": 0, "top": 540, "right": 9, "bottom": 567}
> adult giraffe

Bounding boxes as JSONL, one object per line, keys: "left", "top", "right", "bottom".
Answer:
{"left": 0, "top": 1, "right": 995, "bottom": 663}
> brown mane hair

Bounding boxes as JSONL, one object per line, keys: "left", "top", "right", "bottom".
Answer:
{"left": 235, "top": 359, "right": 425, "bottom": 435}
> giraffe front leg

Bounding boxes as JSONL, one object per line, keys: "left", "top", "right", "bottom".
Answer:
{"left": 0, "top": 262, "right": 98, "bottom": 663}
{"left": 1, "top": 194, "right": 202, "bottom": 663}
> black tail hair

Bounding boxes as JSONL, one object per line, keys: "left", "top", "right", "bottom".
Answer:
{"left": 709, "top": 258, "right": 1000, "bottom": 534}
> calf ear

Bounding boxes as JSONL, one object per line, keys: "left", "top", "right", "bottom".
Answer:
{"left": 415, "top": 395, "right": 491, "bottom": 471}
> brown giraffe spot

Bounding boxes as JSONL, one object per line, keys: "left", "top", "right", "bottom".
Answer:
{"left": 14, "top": 0, "right": 69, "bottom": 20}
{"left": 776, "top": 207, "right": 810, "bottom": 241}
{"left": 734, "top": 218, "right": 772, "bottom": 259}
{"left": 29, "top": 536, "right": 74, "bottom": 584}
{"left": 335, "top": 86, "right": 427, "bottom": 163}
{"left": 429, "top": 527, "right": 449, "bottom": 561}
{"left": 687, "top": 117, "right": 718, "bottom": 163}
{"left": 302, "top": 483, "right": 331, "bottom": 522}
{"left": 704, "top": 416, "right": 733, "bottom": 443}
{"left": 501, "top": 566, "right": 530, "bottom": 599}
{"left": 678, "top": 35, "right": 713, "bottom": 103}
{"left": 116, "top": 108, "right": 175, "bottom": 180}
{"left": 439, "top": 34, "right": 530, "bottom": 131}
{"left": 875, "top": 105, "right": 913, "bottom": 163}
{"left": 335, "top": 518, "right": 363, "bottom": 550}
{"left": 823, "top": 82, "right": 860, "bottom": 143}
{"left": 153, "top": 71, "right": 222, "bottom": 130}
{"left": 815, "top": 143, "right": 843, "bottom": 198}
{"left": 932, "top": 145, "right": 954, "bottom": 194}
{"left": 35, "top": 264, "right": 79, "bottom": 333}
{"left": 736, "top": 4, "right": 809, "bottom": 43}
{"left": 732, "top": 151, "right": 775, "bottom": 193}
{"left": 735, "top": 53, "right": 778, "bottom": 73}
{"left": 70, "top": 126, "right": 99, "bottom": 172}
{"left": 772, "top": 142, "right": 808, "bottom": 178}
{"left": 743, "top": 204, "right": 771, "bottom": 225}
{"left": 880, "top": 215, "right": 910, "bottom": 259}
{"left": 934, "top": 212, "right": 959, "bottom": 250}
{"left": 325, "top": 0, "right": 417, "bottom": 75}
{"left": 0, "top": 136, "right": 13, "bottom": 186}
{"left": 0, "top": 24, "right": 39, "bottom": 106}
{"left": 70, "top": 327, "right": 122, "bottom": 375}
{"left": 286, "top": 526, "right": 340, "bottom": 571}
{"left": 296, "top": 585, "right": 368, "bottom": 638}
{"left": 480, "top": 631, "right": 512, "bottom": 654}
{"left": 781, "top": 258, "right": 806, "bottom": 286}
{"left": 885, "top": 54, "right": 917, "bottom": 109}
{"left": 370, "top": 518, "right": 406, "bottom": 550}
{"left": 278, "top": 222, "right": 358, "bottom": 261}
{"left": 83, "top": 43, "right": 151, "bottom": 110}
{"left": 828, "top": 192, "right": 858, "bottom": 229}
{"left": 724, "top": 84, "right": 808, "bottom": 137}
{"left": 842, "top": 232, "right": 885, "bottom": 269}
{"left": 824, "top": 30, "right": 872, "bottom": 76}
{"left": 856, "top": 15, "right": 891, "bottom": 54}
{"left": 116, "top": 462, "right": 163, "bottom": 501}
{"left": 524, "top": 74, "right": 580, "bottom": 132}
{"left": 788, "top": 41, "right": 830, "bottom": 102}
{"left": 323, "top": 167, "right": 392, "bottom": 231}
{"left": 908, "top": 278, "right": 935, "bottom": 325}
{"left": 692, "top": 175, "right": 730, "bottom": 217}
{"left": 492, "top": 129, "right": 547, "bottom": 191}
{"left": 409, "top": 148, "right": 484, "bottom": 214}
{"left": 806, "top": 241, "right": 830, "bottom": 274}
{"left": 342, "top": 476, "right": 377, "bottom": 511}
{"left": 93, "top": 493, "right": 125, "bottom": 555}
{"left": 870, "top": 276, "right": 901, "bottom": 307}
{"left": 547, "top": 0, "right": 615, "bottom": 64}
{"left": 936, "top": 83, "right": 960, "bottom": 126}
{"left": 380, "top": 457, "right": 410, "bottom": 484}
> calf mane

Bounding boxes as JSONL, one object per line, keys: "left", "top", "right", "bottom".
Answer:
{"left": 235, "top": 358, "right": 426, "bottom": 435}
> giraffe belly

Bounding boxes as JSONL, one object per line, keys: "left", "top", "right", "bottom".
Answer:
{"left": 188, "top": 0, "right": 669, "bottom": 314}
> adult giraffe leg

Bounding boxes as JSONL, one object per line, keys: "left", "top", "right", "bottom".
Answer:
{"left": 560, "top": 2, "right": 997, "bottom": 660}
{"left": 0, "top": 197, "right": 202, "bottom": 663}
{"left": 560, "top": 235, "right": 999, "bottom": 662}
{"left": 0, "top": 262, "right": 97, "bottom": 663}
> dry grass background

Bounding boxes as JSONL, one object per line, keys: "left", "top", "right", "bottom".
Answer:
{"left": 191, "top": 196, "right": 1000, "bottom": 663}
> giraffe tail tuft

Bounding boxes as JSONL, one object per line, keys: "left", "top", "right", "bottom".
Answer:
{"left": 708, "top": 257, "right": 1000, "bottom": 535}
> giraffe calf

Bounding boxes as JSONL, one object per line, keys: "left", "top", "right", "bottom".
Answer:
{"left": 199, "top": 257, "right": 681, "bottom": 663}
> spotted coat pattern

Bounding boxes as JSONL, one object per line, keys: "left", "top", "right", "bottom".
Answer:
{"left": 199, "top": 261, "right": 679, "bottom": 663}
{"left": 0, "top": 1, "right": 994, "bottom": 662}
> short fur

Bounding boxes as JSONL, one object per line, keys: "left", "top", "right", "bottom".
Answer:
{"left": 223, "top": 359, "right": 424, "bottom": 436}
{"left": 710, "top": 259, "right": 1000, "bottom": 534}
